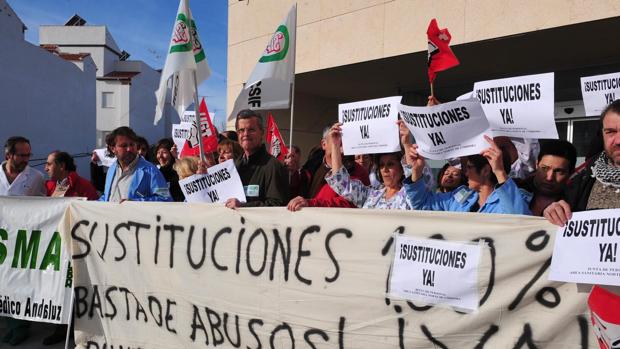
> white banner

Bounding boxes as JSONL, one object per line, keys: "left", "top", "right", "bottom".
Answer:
{"left": 399, "top": 100, "right": 490, "bottom": 160}
{"left": 0, "top": 196, "right": 74, "bottom": 324}
{"left": 581, "top": 72, "right": 620, "bottom": 116}
{"left": 178, "top": 159, "right": 246, "bottom": 203}
{"left": 549, "top": 209, "right": 620, "bottom": 286}
{"left": 63, "top": 203, "right": 598, "bottom": 348}
{"left": 339, "top": 96, "right": 402, "bottom": 155}
{"left": 389, "top": 236, "right": 481, "bottom": 312}
{"left": 473, "top": 72, "right": 558, "bottom": 139}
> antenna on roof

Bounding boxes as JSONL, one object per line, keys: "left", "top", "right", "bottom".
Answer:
{"left": 65, "top": 14, "right": 86, "bottom": 26}
{"left": 119, "top": 50, "right": 130, "bottom": 61}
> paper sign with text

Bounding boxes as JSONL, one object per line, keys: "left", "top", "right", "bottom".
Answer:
{"left": 181, "top": 111, "right": 215, "bottom": 125}
{"left": 581, "top": 72, "right": 620, "bottom": 116}
{"left": 93, "top": 148, "right": 116, "bottom": 167}
{"left": 178, "top": 159, "right": 246, "bottom": 203}
{"left": 473, "top": 73, "right": 558, "bottom": 139}
{"left": 339, "top": 96, "right": 402, "bottom": 155}
{"left": 389, "top": 236, "right": 481, "bottom": 312}
{"left": 399, "top": 100, "right": 490, "bottom": 160}
{"left": 549, "top": 208, "right": 620, "bottom": 286}
{"left": 171, "top": 123, "right": 191, "bottom": 157}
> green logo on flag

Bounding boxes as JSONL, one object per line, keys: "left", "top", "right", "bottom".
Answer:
{"left": 170, "top": 13, "right": 192, "bottom": 53}
{"left": 259, "top": 25, "right": 289, "bottom": 63}
{"left": 190, "top": 19, "right": 206, "bottom": 63}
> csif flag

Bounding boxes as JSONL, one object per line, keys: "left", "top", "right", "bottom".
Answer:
{"left": 227, "top": 4, "right": 296, "bottom": 125}
{"left": 266, "top": 113, "right": 288, "bottom": 161}
{"left": 154, "top": 0, "right": 211, "bottom": 125}
{"left": 427, "top": 18, "right": 459, "bottom": 84}
{"left": 180, "top": 98, "right": 218, "bottom": 157}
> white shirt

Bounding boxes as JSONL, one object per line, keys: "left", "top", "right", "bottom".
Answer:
{"left": 0, "top": 162, "right": 46, "bottom": 196}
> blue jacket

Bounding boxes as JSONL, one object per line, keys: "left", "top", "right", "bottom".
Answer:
{"left": 404, "top": 177, "right": 532, "bottom": 215}
{"left": 100, "top": 157, "right": 172, "bottom": 202}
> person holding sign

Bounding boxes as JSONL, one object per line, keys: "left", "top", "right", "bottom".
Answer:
{"left": 403, "top": 136, "right": 531, "bottom": 214}
{"left": 324, "top": 123, "right": 410, "bottom": 209}
{"left": 544, "top": 100, "right": 620, "bottom": 347}
{"left": 225, "top": 109, "right": 288, "bottom": 208}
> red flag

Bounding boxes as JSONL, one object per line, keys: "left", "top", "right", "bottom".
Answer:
{"left": 266, "top": 113, "right": 288, "bottom": 161}
{"left": 427, "top": 18, "right": 459, "bottom": 84}
{"left": 180, "top": 98, "right": 218, "bottom": 157}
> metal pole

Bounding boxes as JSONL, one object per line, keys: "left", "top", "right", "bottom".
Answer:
{"left": 186, "top": 0, "right": 206, "bottom": 162}
{"left": 288, "top": 4, "right": 297, "bottom": 150}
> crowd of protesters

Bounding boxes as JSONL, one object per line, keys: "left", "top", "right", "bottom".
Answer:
{"left": 2, "top": 99, "right": 620, "bottom": 346}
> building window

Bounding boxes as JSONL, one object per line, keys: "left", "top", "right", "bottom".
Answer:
{"left": 555, "top": 121, "right": 568, "bottom": 141}
{"left": 572, "top": 119, "right": 601, "bottom": 157}
{"left": 102, "top": 92, "right": 115, "bottom": 108}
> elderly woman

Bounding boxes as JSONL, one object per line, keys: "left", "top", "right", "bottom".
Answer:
{"left": 217, "top": 139, "right": 243, "bottom": 163}
{"left": 325, "top": 123, "right": 410, "bottom": 210}
{"left": 403, "top": 136, "right": 531, "bottom": 214}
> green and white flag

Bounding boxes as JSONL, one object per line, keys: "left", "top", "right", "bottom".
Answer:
{"left": 154, "top": 0, "right": 211, "bottom": 125}
{"left": 228, "top": 4, "right": 296, "bottom": 123}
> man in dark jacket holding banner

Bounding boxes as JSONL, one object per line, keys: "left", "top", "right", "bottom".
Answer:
{"left": 225, "top": 109, "right": 289, "bottom": 208}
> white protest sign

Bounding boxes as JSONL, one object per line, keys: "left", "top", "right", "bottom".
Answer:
{"left": 172, "top": 123, "right": 191, "bottom": 156}
{"left": 581, "top": 72, "right": 620, "bottom": 116}
{"left": 0, "top": 197, "right": 75, "bottom": 324}
{"left": 178, "top": 159, "right": 246, "bottom": 203}
{"left": 64, "top": 203, "right": 597, "bottom": 348}
{"left": 389, "top": 236, "right": 481, "bottom": 312}
{"left": 399, "top": 100, "right": 491, "bottom": 160}
{"left": 181, "top": 110, "right": 215, "bottom": 125}
{"left": 93, "top": 148, "right": 115, "bottom": 167}
{"left": 549, "top": 209, "right": 620, "bottom": 286}
{"left": 473, "top": 72, "right": 558, "bottom": 139}
{"left": 339, "top": 96, "right": 402, "bottom": 155}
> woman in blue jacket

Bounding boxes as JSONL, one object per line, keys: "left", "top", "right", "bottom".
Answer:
{"left": 403, "top": 136, "right": 531, "bottom": 215}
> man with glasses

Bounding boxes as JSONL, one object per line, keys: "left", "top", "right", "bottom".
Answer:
{"left": 0, "top": 136, "right": 45, "bottom": 345}
{"left": 0, "top": 136, "right": 45, "bottom": 196}
{"left": 225, "top": 109, "right": 288, "bottom": 208}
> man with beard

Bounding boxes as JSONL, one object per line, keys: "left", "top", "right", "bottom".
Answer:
{"left": 0, "top": 136, "right": 45, "bottom": 345}
{"left": 544, "top": 100, "right": 620, "bottom": 349}
{"left": 0, "top": 136, "right": 45, "bottom": 196}
{"left": 99, "top": 127, "right": 171, "bottom": 202}
{"left": 516, "top": 140, "right": 576, "bottom": 216}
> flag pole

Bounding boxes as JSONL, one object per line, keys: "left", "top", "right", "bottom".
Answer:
{"left": 186, "top": 2, "right": 206, "bottom": 162}
{"left": 430, "top": 81, "right": 434, "bottom": 98}
{"left": 288, "top": 4, "right": 297, "bottom": 150}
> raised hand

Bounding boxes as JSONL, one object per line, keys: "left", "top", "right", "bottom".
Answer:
{"left": 406, "top": 144, "right": 426, "bottom": 181}
{"left": 481, "top": 135, "right": 508, "bottom": 184}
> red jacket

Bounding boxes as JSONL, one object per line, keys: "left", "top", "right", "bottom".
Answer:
{"left": 45, "top": 171, "right": 99, "bottom": 200}
{"left": 307, "top": 163, "right": 369, "bottom": 208}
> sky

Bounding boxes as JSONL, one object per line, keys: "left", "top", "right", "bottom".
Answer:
{"left": 7, "top": 0, "right": 228, "bottom": 129}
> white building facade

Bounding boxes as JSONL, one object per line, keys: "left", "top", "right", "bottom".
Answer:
{"left": 39, "top": 20, "right": 172, "bottom": 148}
{"left": 0, "top": 0, "right": 96, "bottom": 174}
